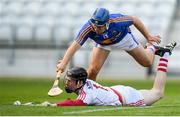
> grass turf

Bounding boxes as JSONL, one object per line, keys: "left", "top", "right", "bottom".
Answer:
{"left": 0, "top": 77, "right": 180, "bottom": 116}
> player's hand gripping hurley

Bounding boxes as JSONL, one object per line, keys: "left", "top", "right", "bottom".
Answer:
{"left": 48, "top": 71, "right": 63, "bottom": 96}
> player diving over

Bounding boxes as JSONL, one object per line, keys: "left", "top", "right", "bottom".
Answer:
{"left": 57, "top": 7, "right": 170, "bottom": 81}
{"left": 43, "top": 41, "right": 176, "bottom": 106}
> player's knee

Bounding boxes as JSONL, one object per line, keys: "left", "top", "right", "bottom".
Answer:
{"left": 157, "top": 92, "right": 164, "bottom": 99}
{"left": 141, "top": 59, "right": 152, "bottom": 67}
{"left": 154, "top": 89, "right": 164, "bottom": 99}
{"left": 87, "top": 67, "right": 99, "bottom": 81}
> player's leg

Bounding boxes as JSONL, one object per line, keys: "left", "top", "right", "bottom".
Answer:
{"left": 87, "top": 47, "right": 110, "bottom": 81}
{"left": 127, "top": 43, "right": 155, "bottom": 67}
{"left": 140, "top": 41, "right": 176, "bottom": 105}
{"left": 139, "top": 54, "right": 169, "bottom": 105}
{"left": 121, "top": 33, "right": 156, "bottom": 67}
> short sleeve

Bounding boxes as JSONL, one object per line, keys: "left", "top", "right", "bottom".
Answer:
{"left": 75, "top": 22, "right": 92, "bottom": 46}
{"left": 109, "top": 13, "right": 133, "bottom": 27}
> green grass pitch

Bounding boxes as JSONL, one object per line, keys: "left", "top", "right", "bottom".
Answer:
{"left": 0, "top": 77, "right": 180, "bottom": 116}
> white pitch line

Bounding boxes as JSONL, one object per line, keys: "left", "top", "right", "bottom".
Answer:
{"left": 63, "top": 106, "right": 153, "bottom": 115}
{"left": 63, "top": 105, "right": 179, "bottom": 115}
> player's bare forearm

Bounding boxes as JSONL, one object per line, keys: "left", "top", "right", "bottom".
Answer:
{"left": 61, "top": 41, "right": 81, "bottom": 67}
{"left": 132, "top": 16, "right": 151, "bottom": 41}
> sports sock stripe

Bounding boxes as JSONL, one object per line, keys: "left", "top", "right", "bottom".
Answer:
{"left": 157, "top": 57, "right": 168, "bottom": 72}
{"left": 158, "top": 68, "right": 167, "bottom": 72}
{"left": 159, "top": 63, "right": 167, "bottom": 67}
{"left": 160, "top": 58, "right": 168, "bottom": 62}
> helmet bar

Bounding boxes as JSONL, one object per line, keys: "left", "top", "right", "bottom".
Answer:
{"left": 90, "top": 18, "right": 107, "bottom": 26}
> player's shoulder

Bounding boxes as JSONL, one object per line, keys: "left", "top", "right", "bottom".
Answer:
{"left": 78, "top": 80, "right": 94, "bottom": 97}
{"left": 109, "top": 13, "right": 124, "bottom": 19}
{"left": 81, "top": 21, "right": 92, "bottom": 29}
{"left": 82, "top": 79, "right": 96, "bottom": 92}
{"left": 78, "top": 20, "right": 93, "bottom": 33}
{"left": 109, "top": 13, "right": 133, "bottom": 23}
{"left": 84, "top": 79, "right": 94, "bottom": 89}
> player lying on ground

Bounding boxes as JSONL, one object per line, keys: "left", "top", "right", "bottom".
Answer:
{"left": 57, "top": 7, "right": 165, "bottom": 81}
{"left": 43, "top": 42, "right": 176, "bottom": 106}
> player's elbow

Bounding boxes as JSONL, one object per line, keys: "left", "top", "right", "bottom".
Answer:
{"left": 131, "top": 16, "right": 139, "bottom": 24}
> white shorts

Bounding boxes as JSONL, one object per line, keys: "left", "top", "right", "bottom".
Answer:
{"left": 94, "top": 33, "right": 139, "bottom": 51}
{"left": 111, "top": 85, "right": 145, "bottom": 106}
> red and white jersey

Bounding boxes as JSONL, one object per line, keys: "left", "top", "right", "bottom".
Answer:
{"left": 77, "top": 79, "right": 123, "bottom": 106}
{"left": 77, "top": 79, "right": 145, "bottom": 106}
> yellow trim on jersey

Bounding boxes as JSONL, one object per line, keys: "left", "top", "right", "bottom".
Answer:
{"left": 77, "top": 26, "right": 92, "bottom": 44}
{"left": 109, "top": 16, "right": 133, "bottom": 23}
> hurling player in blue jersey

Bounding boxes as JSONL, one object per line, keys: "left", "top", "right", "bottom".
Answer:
{"left": 57, "top": 8, "right": 172, "bottom": 81}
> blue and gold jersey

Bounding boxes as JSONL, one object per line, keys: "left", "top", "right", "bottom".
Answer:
{"left": 75, "top": 13, "right": 133, "bottom": 46}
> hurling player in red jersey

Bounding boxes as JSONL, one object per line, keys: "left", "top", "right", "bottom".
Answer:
{"left": 40, "top": 42, "right": 176, "bottom": 106}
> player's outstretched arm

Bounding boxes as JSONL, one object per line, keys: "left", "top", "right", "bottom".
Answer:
{"left": 132, "top": 16, "right": 161, "bottom": 44}
{"left": 56, "top": 99, "right": 87, "bottom": 106}
{"left": 57, "top": 41, "right": 81, "bottom": 73}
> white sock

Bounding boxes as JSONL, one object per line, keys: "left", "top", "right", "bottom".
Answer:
{"left": 147, "top": 45, "right": 156, "bottom": 53}
{"left": 162, "top": 52, "right": 170, "bottom": 59}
